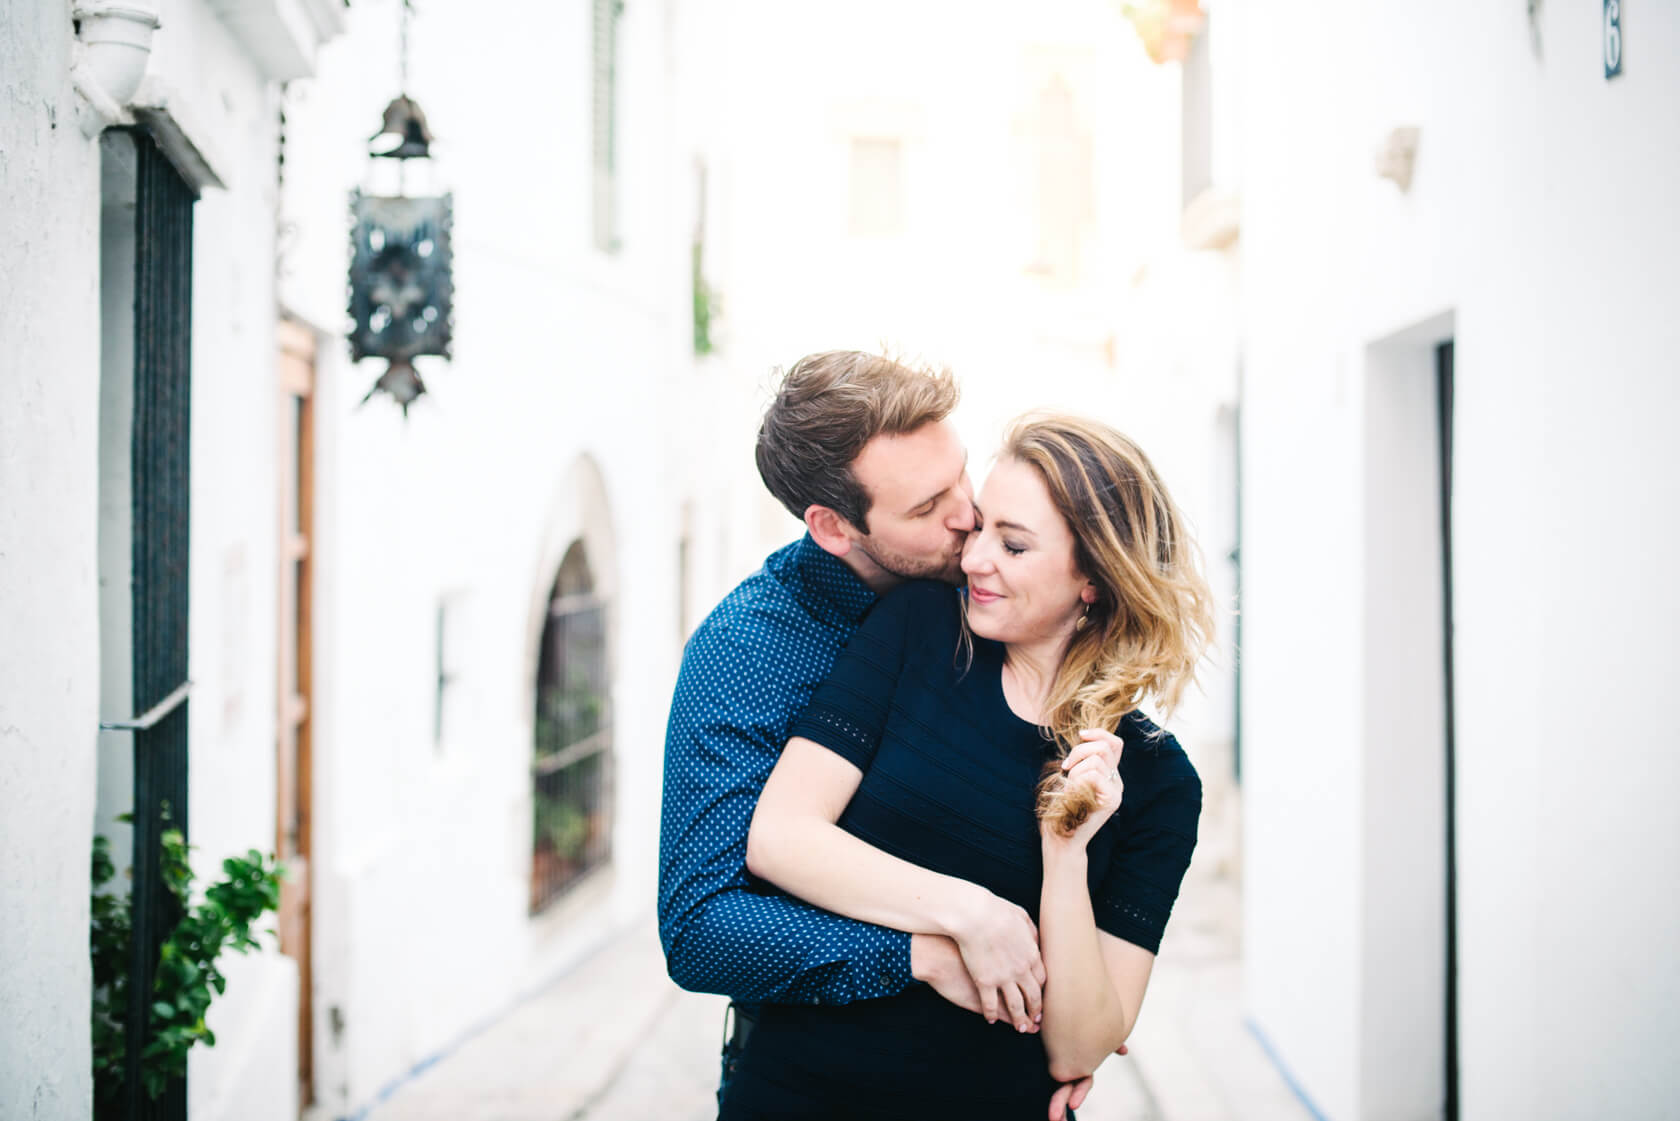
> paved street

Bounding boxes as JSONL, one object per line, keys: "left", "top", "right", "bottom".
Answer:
{"left": 348, "top": 922, "right": 703, "bottom": 1121}
{"left": 360, "top": 841, "right": 1311, "bottom": 1121}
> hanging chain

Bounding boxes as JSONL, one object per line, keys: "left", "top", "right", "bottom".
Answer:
{"left": 399, "top": 0, "right": 412, "bottom": 95}
{"left": 399, "top": 0, "right": 414, "bottom": 192}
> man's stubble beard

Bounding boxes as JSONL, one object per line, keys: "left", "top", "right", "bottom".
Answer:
{"left": 853, "top": 535, "right": 966, "bottom": 585}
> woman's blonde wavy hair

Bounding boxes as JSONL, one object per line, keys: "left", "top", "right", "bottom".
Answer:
{"left": 985, "top": 413, "right": 1216, "bottom": 836}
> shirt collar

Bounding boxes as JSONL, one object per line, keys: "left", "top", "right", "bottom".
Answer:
{"left": 782, "top": 533, "right": 877, "bottom": 629}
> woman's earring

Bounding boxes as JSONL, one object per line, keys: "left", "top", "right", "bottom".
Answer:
{"left": 1075, "top": 602, "right": 1091, "bottom": 631}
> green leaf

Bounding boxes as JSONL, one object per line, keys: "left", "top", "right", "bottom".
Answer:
{"left": 91, "top": 812, "right": 284, "bottom": 1103}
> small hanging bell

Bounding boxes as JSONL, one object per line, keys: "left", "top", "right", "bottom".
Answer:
{"left": 369, "top": 95, "right": 434, "bottom": 160}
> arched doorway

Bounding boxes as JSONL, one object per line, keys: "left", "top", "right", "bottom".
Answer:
{"left": 530, "top": 540, "right": 613, "bottom": 913}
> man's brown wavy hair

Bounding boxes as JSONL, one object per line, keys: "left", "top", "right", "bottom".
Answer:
{"left": 756, "top": 351, "right": 959, "bottom": 534}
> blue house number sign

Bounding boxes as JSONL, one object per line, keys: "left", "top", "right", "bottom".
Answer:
{"left": 1604, "top": 0, "right": 1624, "bottom": 80}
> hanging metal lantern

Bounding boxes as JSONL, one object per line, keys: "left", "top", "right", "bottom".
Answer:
{"left": 349, "top": 189, "right": 454, "bottom": 364}
{"left": 349, "top": 186, "right": 453, "bottom": 414}
{"left": 348, "top": 2, "right": 453, "bottom": 416}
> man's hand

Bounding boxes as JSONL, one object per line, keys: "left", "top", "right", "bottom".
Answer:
{"left": 911, "top": 933, "right": 984, "bottom": 1014}
{"left": 1045, "top": 1044, "right": 1128, "bottom": 1120}
{"left": 912, "top": 933, "right": 1044, "bottom": 1034}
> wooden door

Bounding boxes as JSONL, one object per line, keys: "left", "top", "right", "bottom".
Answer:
{"left": 276, "top": 318, "right": 316, "bottom": 1109}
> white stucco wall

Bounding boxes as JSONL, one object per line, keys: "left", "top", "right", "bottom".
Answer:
{"left": 0, "top": 5, "right": 104, "bottom": 1117}
{"left": 278, "top": 0, "right": 693, "bottom": 1111}
{"left": 4, "top": 2, "right": 339, "bottom": 1117}
{"left": 151, "top": 4, "right": 301, "bottom": 1117}
{"left": 1236, "top": 4, "right": 1680, "bottom": 1119}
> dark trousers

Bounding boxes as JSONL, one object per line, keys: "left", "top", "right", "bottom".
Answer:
{"left": 714, "top": 1002, "right": 1075, "bottom": 1121}
{"left": 716, "top": 1002, "right": 758, "bottom": 1112}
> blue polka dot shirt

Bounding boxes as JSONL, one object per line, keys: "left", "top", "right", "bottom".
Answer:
{"left": 658, "top": 534, "right": 915, "bottom": 1004}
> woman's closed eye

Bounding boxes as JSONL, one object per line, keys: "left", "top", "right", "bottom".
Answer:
{"left": 1002, "top": 539, "right": 1026, "bottom": 556}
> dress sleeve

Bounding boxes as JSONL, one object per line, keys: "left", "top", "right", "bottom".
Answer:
{"left": 788, "top": 580, "right": 944, "bottom": 771}
{"left": 1091, "top": 763, "right": 1202, "bottom": 955}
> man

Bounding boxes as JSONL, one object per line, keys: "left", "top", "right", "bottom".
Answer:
{"left": 658, "top": 351, "right": 1099, "bottom": 1118}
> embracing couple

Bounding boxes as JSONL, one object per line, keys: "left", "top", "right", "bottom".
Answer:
{"left": 659, "top": 351, "right": 1213, "bottom": 1120}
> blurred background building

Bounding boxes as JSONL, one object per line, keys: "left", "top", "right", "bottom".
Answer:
{"left": 1229, "top": 5, "right": 1678, "bottom": 1121}
{"left": 3, "top": 0, "right": 350, "bottom": 1117}
{"left": 1, "top": 1, "right": 1674, "bottom": 1120}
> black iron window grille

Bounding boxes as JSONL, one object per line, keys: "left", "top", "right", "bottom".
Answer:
{"left": 530, "top": 542, "right": 613, "bottom": 913}
{"left": 108, "top": 126, "right": 196, "bottom": 1121}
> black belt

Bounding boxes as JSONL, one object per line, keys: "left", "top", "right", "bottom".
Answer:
{"left": 723, "top": 1001, "right": 759, "bottom": 1053}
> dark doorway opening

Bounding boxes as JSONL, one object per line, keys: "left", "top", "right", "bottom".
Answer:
{"left": 1436, "top": 339, "right": 1459, "bottom": 1121}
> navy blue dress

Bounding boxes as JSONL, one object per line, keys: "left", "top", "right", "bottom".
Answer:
{"left": 720, "top": 580, "right": 1201, "bottom": 1121}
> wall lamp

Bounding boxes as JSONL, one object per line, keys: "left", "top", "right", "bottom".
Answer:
{"left": 71, "top": 1, "right": 161, "bottom": 137}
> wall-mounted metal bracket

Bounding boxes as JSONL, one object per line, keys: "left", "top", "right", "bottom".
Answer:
{"left": 100, "top": 680, "right": 191, "bottom": 731}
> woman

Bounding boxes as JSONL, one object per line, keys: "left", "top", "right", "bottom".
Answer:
{"left": 727, "top": 413, "right": 1214, "bottom": 1120}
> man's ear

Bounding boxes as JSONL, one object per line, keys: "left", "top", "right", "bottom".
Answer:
{"left": 804, "top": 505, "right": 856, "bottom": 559}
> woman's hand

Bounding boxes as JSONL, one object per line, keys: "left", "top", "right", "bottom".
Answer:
{"left": 947, "top": 885, "right": 1046, "bottom": 1032}
{"left": 1043, "top": 728, "right": 1125, "bottom": 851}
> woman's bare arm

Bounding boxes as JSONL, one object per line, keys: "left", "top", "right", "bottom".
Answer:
{"left": 1036, "top": 728, "right": 1160, "bottom": 1080}
{"left": 1038, "top": 841, "right": 1156, "bottom": 1080}
{"left": 747, "top": 736, "right": 1046, "bottom": 1029}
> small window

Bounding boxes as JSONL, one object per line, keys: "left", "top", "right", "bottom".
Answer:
{"left": 434, "top": 591, "right": 466, "bottom": 749}
{"left": 1027, "top": 75, "right": 1093, "bottom": 285}
{"left": 1181, "top": 15, "right": 1213, "bottom": 207}
{"left": 692, "top": 160, "right": 715, "bottom": 354}
{"left": 592, "top": 0, "right": 624, "bottom": 252}
{"left": 848, "top": 137, "right": 906, "bottom": 237}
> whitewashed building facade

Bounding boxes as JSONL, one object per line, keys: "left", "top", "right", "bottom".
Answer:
{"left": 1, "top": 0, "right": 710, "bottom": 1117}
{"left": 276, "top": 0, "right": 705, "bottom": 1115}
{"left": 2, "top": 1, "right": 346, "bottom": 1117}
{"left": 1225, "top": 4, "right": 1680, "bottom": 1120}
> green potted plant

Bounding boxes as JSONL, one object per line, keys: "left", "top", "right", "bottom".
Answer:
{"left": 90, "top": 813, "right": 284, "bottom": 1114}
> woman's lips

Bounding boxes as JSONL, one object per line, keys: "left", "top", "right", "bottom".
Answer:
{"left": 969, "top": 587, "right": 1002, "bottom": 604}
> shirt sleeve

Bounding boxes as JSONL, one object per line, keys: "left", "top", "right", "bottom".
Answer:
{"left": 1091, "top": 763, "right": 1201, "bottom": 955}
{"left": 657, "top": 619, "right": 914, "bottom": 1005}
{"left": 788, "top": 580, "right": 932, "bottom": 770}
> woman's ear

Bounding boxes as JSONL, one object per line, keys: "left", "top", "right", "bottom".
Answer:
{"left": 804, "top": 504, "right": 855, "bottom": 559}
{"left": 1080, "top": 582, "right": 1099, "bottom": 605}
